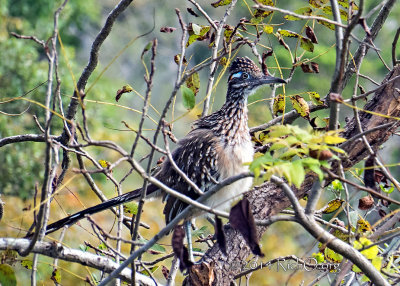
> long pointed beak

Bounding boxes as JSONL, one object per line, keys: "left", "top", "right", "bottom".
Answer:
{"left": 258, "top": 75, "right": 287, "bottom": 85}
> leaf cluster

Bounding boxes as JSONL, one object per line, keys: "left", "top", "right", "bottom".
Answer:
{"left": 251, "top": 124, "right": 346, "bottom": 188}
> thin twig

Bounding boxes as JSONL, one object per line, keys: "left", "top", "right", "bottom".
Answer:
{"left": 392, "top": 27, "right": 400, "bottom": 66}
{"left": 201, "top": 0, "right": 238, "bottom": 117}
{"left": 162, "top": 125, "right": 204, "bottom": 195}
{"left": 253, "top": 3, "right": 347, "bottom": 28}
{"left": 324, "top": 168, "right": 400, "bottom": 205}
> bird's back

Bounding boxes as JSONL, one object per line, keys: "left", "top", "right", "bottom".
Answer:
{"left": 158, "top": 104, "right": 254, "bottom": 224}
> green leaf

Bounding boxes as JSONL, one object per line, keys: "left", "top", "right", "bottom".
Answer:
{"left": 141, "top": 42, "right": 152, "bottom": 61}
{"left": 332, "top": 179, "right": 343, "bottom": 190}
{"left": 280, "top": 148, "right": 306, "bottom": 160}
{"left": 302, "top": 158, "right": 324, "bottom": 181}
{"left": 289, "top": 160, "right": 305, "bottom": 188}
{"left": 98, "top": 242, "right": 107, "bottom": 250}
{"left": 312, "top": 252, "right": 325, "bottom": 263}
{"left": 269, "top": 141, "right": 289, "bottom": 152}
{"left": 381, "top": 184, "right": 395, "bottom": 194}
{"left": 322, "top": 6, "right": 348, "bottom": 21}
{"left": 192, "top": 23, "right": 201, "bottom": 35}
{"left": 139, "top": 239, "right": 166, "bottom": 253}
{"left": 192, "top": 225, "right": 208, "bottom": 237}
{"left": 181, "top": 85, "right": 195, "bottom": 110}
{"left": 187, "top": 25, "right": 210, "bottom": 47}
{"left": 284, "top": 7, "right": 312, "bottom": 20}
{"left": 20, "top": 260, "right": 32, "bottom": 269}
{"left": 0, "top": 264, "right": 17, "bottom": 286}
{"left": 123, "top": 202, "right": 138, "bottom": 215}
{"left": 300, "top": 37, "right": 314, "bottom": 52}
{"left": 151, "top": 243, "right": 166, "bottom": 253}
{"left": 268, "top": 125, "right": 292, "bottom": 137}
{"left": 141, "top": 266, "right": 159, "bottom": 276}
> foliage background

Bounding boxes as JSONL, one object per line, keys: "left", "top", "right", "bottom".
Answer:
{"left": 1, "top": 0, "right": 399, "bottom": 284}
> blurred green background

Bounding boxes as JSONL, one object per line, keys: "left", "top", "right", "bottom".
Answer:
{"left": 1, "top": 0, "right": 399, "bottom": 284}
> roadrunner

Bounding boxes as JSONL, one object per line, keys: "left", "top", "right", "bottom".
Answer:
{"left": 43, "top": 57, "right": 285, "bottom": 259}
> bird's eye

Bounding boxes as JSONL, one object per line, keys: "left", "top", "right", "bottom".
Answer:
{"left": 242, "top": 72, "right": 249, "bottom": 79}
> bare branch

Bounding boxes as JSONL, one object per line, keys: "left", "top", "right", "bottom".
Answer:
{"left": 0, "top": 238, "right": 158, "bottom": 285}
{"left": 253, "top": 3, "right": 347, "bottom": 28}
{"left": 202, "top": 0, "right": 238, "bottom": 117}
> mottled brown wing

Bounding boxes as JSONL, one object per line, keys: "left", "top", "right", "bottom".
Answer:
{"left": 157, "top": 128, "right": 220, "bottom": 224}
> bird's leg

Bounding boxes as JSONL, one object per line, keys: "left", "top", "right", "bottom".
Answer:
{"left": 184, "top": 220, "right": 195, "bottom": 263}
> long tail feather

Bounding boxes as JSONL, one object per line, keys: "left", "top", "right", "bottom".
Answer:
{"left": 29, "top": 185, "right": 156, "bottom": 237}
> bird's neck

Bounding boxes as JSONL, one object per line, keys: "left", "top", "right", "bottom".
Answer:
{"left": 217, "top": 97, "right": 250, "bottom": 144}
{"left": 197, "top": 95, "right": 250, "bottom": 144}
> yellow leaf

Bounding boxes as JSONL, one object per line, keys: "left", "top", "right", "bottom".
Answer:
{"left": 21, "top": 259, "right": 33, "bottom": 269}
{"left": 371, "top": 256, "right": 382, "bottom": 271}
{"left": 290, "top": 95, "right": 310, "bottom": 119}
{"left": 99, "top": 160, "right": 110, "bottom": 168}
{"left": 219, "top": 57, "right": 227, "bottom": 66}
{"left": 264, "top": 25, "right": 274, "bottom": 34}
{"left": 357, "top": 218, "right": 372, "bottom": 232}
{"left": 322, "top": 6, "right": 348, "bottom": 21}
{"left": 211, "top": 0, "right": 232, "bottom": 7}
{"left": 51, "top": 269, "right": 61, "bottom": 284}
{"left": 309, "top": 0, "right": 329, "bottom": 8}
{"left": 115, "top": 84, "right": 133, "bottom": 102}
{"left": 324, "top": 247, "right": 343, "bottom": 263}
{"left": 332, "top": 229, "right": 349, "bottom": 241}
{"left": 323, "top": 135, "right": 346, "bottom": 144}
{"left": 278, "top": 29, "right": 300, "bottom": 38}
{"left": 322, "top": 199, "right": 344, "bottom": 214}
{"left": 273, "top": 94, "right": 285, "bottom": 115}
{"left": 307, "top": 91, "right": 324, "bottom": 105}
{"left": 316, "top": 15, "right": 336, "bottom": 30}
{"left": 353, "top": 237, "right": 379, "bottom": 260}
{"left": 258, "top": 0, "right": 274, "bottom": 4}
{"left": 284, "top": 7, "right": 312, "bottom": 20}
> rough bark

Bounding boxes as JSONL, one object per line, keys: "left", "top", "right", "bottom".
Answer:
{"left": 188, "top": 66, "right": 400, "bottom": 285}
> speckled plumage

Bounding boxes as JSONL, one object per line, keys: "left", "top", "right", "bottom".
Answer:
{"left": 43, "top": 57, "right": 285, "bottom": 236}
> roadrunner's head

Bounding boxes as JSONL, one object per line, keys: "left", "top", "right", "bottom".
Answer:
{"left": 227, "top": 57, "right": 286, "bottom": 100}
